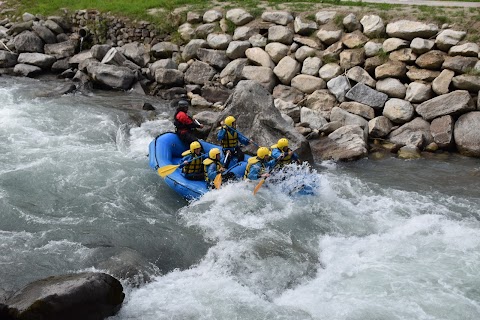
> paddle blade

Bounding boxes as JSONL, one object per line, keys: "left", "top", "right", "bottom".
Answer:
{"left": 157, "top": 164, "right": 180, "bottom": 178}
{"left": 253, "top": 178, "right": 265, "bottom": 195}
{"left": 213, "top": 173, "right": 222, "bottom": 189}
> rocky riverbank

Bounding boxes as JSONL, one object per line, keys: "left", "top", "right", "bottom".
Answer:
{"left": 1, "top": 8, "right": 479, "bottom": 160}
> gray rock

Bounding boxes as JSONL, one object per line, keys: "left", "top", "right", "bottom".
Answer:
{"left": 345, "top": 83, "right": 388, "bottom": 109}
{"left": 182, "top": 39, "right": 208, "bottom": 61}
{"left": 292, "top": 74, "right": 326, "bottom": 94}
{"left": 6, "top": 21, "right": 33, "bottom": 36}
{"left": 208, "top": 80, "right": 310, "bottom": 160}
{"left": 90, "top": 44, "right": 112, "bottom": 61}
{"left": 44, "top": 19, "right": 63, "bottom": 34}
{"left": 0, "top": 50, "right": 18, "bottom": 68}
{"left": 442, "top": 56, "right": 478, "bottom": 74}
{"left": 203, "top": 10, "right": 223, "bottom": 23}
{"left": 241, "top": 65, "right": 276, "bottom": 92}
{"left": 226, "top": 8, "right": 254, "bottom": 26}
{"left": 6, "top": 272, "right": 123, "bottom": 320}
{"left": 386, "top": 20, "right": 438, "bottom": 40}
{"left": 151, "top": 42, "right": 178, "bottom": 59}
{"left": 155, "top": 68, "right": 184, "bottom": 86}
{"left": 330, "top": 106, "right": 368, "bottom": 129}
{"left": 265, "top": 42, "right": 289, "bottom": 64}
{"left": 233, "top": 26, "right": 259, "bottom": 41}
{"left": 311, "top": 125, "right": 368, "bottom": 161}
{"left": 368, "top": 116, "right": 392, "bottom": 138}
{"left": 17, "top": 52, "right": 56, "bottom": 69}
{"left": 360, "top": 15, "right": 385, "bottom": 38}
{"left": 346, "top": 66, "right": 376, "bottom": 88}
{"left": 416, "top": 90, "right": 475, "bottom": 121}
{"left": 44, "top": 41, "right": 76, "bottom": 59}
{"left": 294, "top": 16, "right": 317, "bottom": 36}
{"left": 382, "top": 38, "right": 409, "bottom": 53}
{"left": 454, "top": 111, "right": 480, "bottom": 157}
{"left": 452, "top": 75, "right": 480, "bottom": 92}
{"left": 13, "top": 63, "right": 42, "bottom": 77}
{"left": 121, "top": 42, "right": 150, "bottom": 67}
{"left": 376, "top": 78, "right": 406, "bottom": 99}
{"left": 315, "top": 11, "right": 337, "bottom": 25}
{"left": 226, "top": 40, "right": 250, "bottom": 59}
{"left": 275, "top": 98, "right": 301, "bottom": 122}
{"left": 415, "top": 50, "right": 446, "bottom": 69}
{"left": 410, "top": 37, "right": 435, "bottom": 54}
{"left": 219, "top": 58, "right": 247, "bottom": 86}
{"left": 245, "top": 47, "right": 275, "bottom": 69}
{"left": 435, "top": 29, "right": 466, "bottom": 51}
{"left": 13, "top": 31, "right": 44, "bottom": 53}
{"left": 272, "top": 84, "right": 304, "bottom": 104}
{"left": 432, "top": 69, "right": 454, "bottom": 95}
{"left": 184, "top": 61, "right": 217, "bottom": 85}
{"left": 318, "top": 62, "right": 342, "bottom": 81}
{"left": 268, "top": 25, "right": 294, "bottom": 45}
{"left": 383, "top": 98, "right": 415, "bottom": 124}
{"left": 387, "top": 117, "right": 433, "bottom": 148}
{"left": 101, "top": 48, "right": 126, "bottom": 66}
{"left": 339, "top": 48, "right": 365, "bottom": 70}
{"left": 449, "top": 43, "right": 479, "bottom": 57}
{"left": 51, "top": 58, "right": 70, "bottom": 72}
{"left": 430, "top": 115, "right": 454, "bottom": 149}
{"left": 273, "top": 56, "right": 301, "bottom": 85}
{"left": 207, "top": 33, "right": 232, "bottom": 50}
{"left": 305, "top": 89, "right": 338, "bottom": 120}
{"left": 262, "top": 11, "right": 294, "bottom": 26}
{"left": 197, "top": 48, "right": 230, "bottom": 70}
{"left": 405, "top": 81, "right": 433, "bottom": 103}
{"left": 86, "top": 61, "right": 136, "bottom": 90}
{"left": 339, "top": 101, "right": 375, "bottom": 120}
{"left": 300, "top": 107, "right": 328, "bottom": 130}
{"left": 32, "top": 25, "right": 56, "bottom": 44}
{"left": 327, "top": 75, "right": 351, "bottom": 102}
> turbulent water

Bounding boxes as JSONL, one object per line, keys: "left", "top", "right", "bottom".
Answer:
{"left": 1, "top": 76, "right": 480, "bottom": 320}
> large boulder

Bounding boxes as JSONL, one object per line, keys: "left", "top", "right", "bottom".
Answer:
{"left": 310, "top": 125, "right": 368, "bottom": 161}
{"left": 454, "top": 111, "right": 480, "bottom": 157}
{"left": 13, "top": 31, "right": 44, "bottom": 53}
{"left": 207, "top": 80, "right": 311, "bottom": 160}
{"left": 86, "top": 61, "right": 136, "bottom": 90}
{"left": 416, "top": 90, "right": 475, "bottom": 121}
{"left": 387, "top": 117, "right": 433, "bottom": 148}
{"left": 5, "top": 272, "right": 124, "bottom": 320}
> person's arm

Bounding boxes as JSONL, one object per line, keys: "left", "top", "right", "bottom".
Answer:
{"left": 207, "top": 163, "right": 218, "bottom": 181}
{"left": 217, "top": 128, "right": 226, "bottom": 141}
{"left": 247, "top": 164, "right": 261, "bottom": 180}
{"left": 177, "top": 112, "right": 200, "bottom": 129}
{"left": 271, "top": 148, "right": 282, "bottom": 160}
{"left": 178, "top": 155, "right": 191, "bottom": 168}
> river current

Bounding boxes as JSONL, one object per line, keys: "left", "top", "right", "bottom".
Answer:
{"left": 1, "top": 76, "right": 479, "bottom": 320}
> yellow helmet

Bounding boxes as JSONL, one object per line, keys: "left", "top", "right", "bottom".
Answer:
{"left": 225, "top": 116, "right": 236, "bottom": 126}
{"left": 190, "top": 141, "right": 201, "bottom": 153}
{"left": 277, "top": 138, "right": 289, "bottom": 150}
{"left": 209, "top": 148, "right": 221, "bottom": 159}
{"left": 257, "top": 147, "right": 270, "bottom": 159}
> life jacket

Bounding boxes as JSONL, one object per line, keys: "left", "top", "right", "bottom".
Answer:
{"left": 244, "top": 157, "right": 265, "bottom": 179}
{"left": 271, "top": 144, "right": 293, "bottom": 166}
{"left": 173, "top": 110, "right": 191, "bottom": 133}
{"left": 181, "top": 151, "right": 203, "bottom": 174}
{"left": 203, "top": 158, "right": 222, "bottom": 182}
{"left": 221, "top": 126, "right": 238, "bottom": 148}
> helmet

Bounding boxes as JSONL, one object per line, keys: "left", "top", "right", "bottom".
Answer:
{"left": 257, "top": 147, "right": 270, "bottom": 159}
{"left": 178, "top": 100, "right": 189, "bottom": 108}
{"left": 277, "top": 138, "right": 289, "bottom": 150}
{"left": 190, "top": 141, "right": 201, "bottom": 153}
{"left": 209, "top": 148, "right": 221, "bottom": 159}
{"left": 225, "top": 116, "right": 236, "bottom": 126}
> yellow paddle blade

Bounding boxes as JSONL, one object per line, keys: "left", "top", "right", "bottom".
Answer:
{"left": 157, "top": 164, "right": 180, "bottom": 178}
{"left": 253, "top": 178, "right": 265, "bottom": 195}
{"left": 213, "top": 173, "right": 222, "bottom": 189}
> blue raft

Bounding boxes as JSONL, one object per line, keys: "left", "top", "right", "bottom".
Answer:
{"left": 148, "top": 132, "right": 250, "bottom": 200}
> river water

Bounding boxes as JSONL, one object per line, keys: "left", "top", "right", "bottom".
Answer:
{"left": 1, "top": 76, "right": 479, "bottom": 319}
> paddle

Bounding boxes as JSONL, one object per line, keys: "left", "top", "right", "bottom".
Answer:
{"left": 213, "top": 173, "right": 222, "bottom": 189}
{"left": 225, "top": 125, "right": 259, "bottom": 147}
{"left": 157, "top": 154, "right": 204, "bottom": 178}
{"left": 253, "top": 159, "right": 279, "bottom": 195}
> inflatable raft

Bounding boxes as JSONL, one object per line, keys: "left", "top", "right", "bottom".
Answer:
{"left": 148, "top": 132, "right": 249, "bottom": 200}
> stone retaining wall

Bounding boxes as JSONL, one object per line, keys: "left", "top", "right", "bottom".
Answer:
{"left": 0, "top": 8, "right": 479, "bottom": 160}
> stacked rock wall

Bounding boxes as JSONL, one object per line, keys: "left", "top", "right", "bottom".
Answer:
{"left": 0, "top": 8, "right": 479, "bottom": 160}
